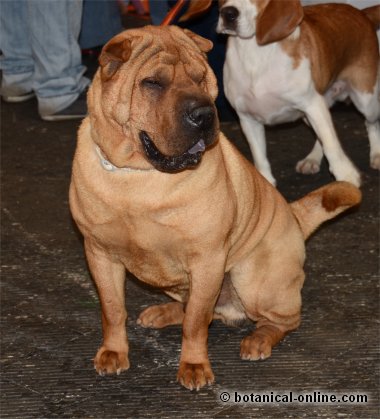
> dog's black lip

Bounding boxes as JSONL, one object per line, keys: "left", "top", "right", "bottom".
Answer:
{"left": 139, "top": 131, "right": 206, "bottom": 173}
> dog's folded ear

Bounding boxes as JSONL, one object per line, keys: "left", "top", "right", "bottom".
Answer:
{"left": 99, "top": 38, "right": 132, "bottom": 81}
{"left": 256, "top": 0, "right": 304, "bottom": 45}
{"left": 183, "top": 28, "right": 213, "bottom": 53}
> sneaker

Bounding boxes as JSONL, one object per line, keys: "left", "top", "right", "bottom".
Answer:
{"left": 2, "top": 91, "right": 35, "bottom": 103}
{"left": 40, "top": 90, "right": 87, "bottom": 122}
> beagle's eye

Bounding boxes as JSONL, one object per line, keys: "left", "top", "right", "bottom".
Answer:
{"left": 141, "top": 78, "right": 164, "bottom": 90}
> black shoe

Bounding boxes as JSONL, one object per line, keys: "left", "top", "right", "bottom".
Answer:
{"left": 41, "top": 90, "right": 88, "bottom": 121}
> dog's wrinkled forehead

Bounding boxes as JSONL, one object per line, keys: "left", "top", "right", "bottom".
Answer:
{"left": 101, "top": 25, "right": 212, "bottom": 76}
{"left": 99, "top": 25, "right": 212, "bottom": 89}
{"left": 156, "top": 41, "right": 208, "bottom": 83}
{"left": 96, "top": 25, "right": 216, "bottom": 124}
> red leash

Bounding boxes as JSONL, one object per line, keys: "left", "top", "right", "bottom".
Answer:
{"left": 160, "top": 0, "right": 187, "bottom": 25}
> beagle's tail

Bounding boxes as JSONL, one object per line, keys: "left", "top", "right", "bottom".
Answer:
{"left": 290, "top": 181, "right": 361, "bottom": 240}
{"left": 362, "top": 5, "right": 380, "bottom": 30}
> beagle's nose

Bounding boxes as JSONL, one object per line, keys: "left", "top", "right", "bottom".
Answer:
{"left": 221, "top": 6, "right": 239, "bottom": 26}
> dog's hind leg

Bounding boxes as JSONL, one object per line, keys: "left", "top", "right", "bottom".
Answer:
{"left": 230, "top": 238, "right": 305, "bottom": 361}
{"left": 367, "top": 119, "right": 380, "bottom": 170}
{"left": 367, "top": 119, "right": 380, "bottom": 169}
{"left": 137, "top": 302, "right": 185, "bottom": 328}
{"left": 349, "top": 85, "right": 380, "bottom": 170}
{"left": 238, "top": 270, "right": 304, "bottom": 361}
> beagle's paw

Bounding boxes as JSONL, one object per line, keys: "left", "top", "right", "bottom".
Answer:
{"left": 177, "top": 361, "right": 214, "bottom": 391}
{"left": 370, "top": 153, "right": 380, "bottom": 170}
{"left": 296, "top": 158, "right": 321, "bottom": 175}
{"left": 94, "top": 346, "right": 130, "bottom": 376}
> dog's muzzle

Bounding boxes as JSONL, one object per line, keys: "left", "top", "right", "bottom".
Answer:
{"left": 140, "top": 132, "right": 209, "bottom": 173}
{"left": 220, "top": 6, "right": 239, "bottom": 32}
{"left": 139, "top": 98, "right": 217, "bottom": 172}
{"left": 139, "top": 97, "right": 217, "bottom": 172}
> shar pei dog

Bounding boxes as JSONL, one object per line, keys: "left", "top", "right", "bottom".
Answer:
{"left": 69, "top": 25, "right": 361, "bottom": 390}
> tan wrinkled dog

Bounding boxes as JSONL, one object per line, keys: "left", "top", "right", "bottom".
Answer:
{"left": 69, "top": 26, "right": 361, "bottom": 391}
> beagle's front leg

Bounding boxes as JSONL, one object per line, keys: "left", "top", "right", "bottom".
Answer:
{"left": 177, "top": 259, "right": 225, "bottom": 391}
{"left": 304, "top": 93, "right": 361, "bottom": 187}
{"left": 238, "top": 113, "right": 277, "bottom": 186}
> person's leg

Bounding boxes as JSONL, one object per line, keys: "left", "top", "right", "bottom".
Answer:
{"left": 0, "top": 0, "right": 35, "bottom": 101}
{"left": 26, "top": 0, "right": 90, "bottom": 118}
{"left": 79, "top": 0, "right": 124, "bottom": 50}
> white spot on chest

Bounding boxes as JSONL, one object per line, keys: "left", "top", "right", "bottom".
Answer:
{"left": 224, "top": 37, "right": 314, "bottom": 124}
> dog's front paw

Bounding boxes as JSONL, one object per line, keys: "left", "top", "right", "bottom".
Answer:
{"left": 240, "top": 334, "right": 272, "bottom": 361}
{"left": 370, "top": 153, "right": 380, "bottom": 170}
{"left": 296, "top": 158, "right": 321, "bottom": 175}
{"left": 330, "top": 164, "right": 361, "bottom": 187}
{"left": 177, "top": 361, "right": 214, "bottom": 391}
{"left": 94, "top": 346, "right": 130, "bottom": 376}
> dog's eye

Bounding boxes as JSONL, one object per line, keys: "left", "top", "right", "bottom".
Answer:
{"left": 142, "top": 78, "right": 164, "bottom": 90}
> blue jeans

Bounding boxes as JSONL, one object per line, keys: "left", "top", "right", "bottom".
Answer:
{"left": 79, "top": 0, "right": 123, "bottom": 50}
{"left": 0, "top": 0, "right": 90, "bottom": 116}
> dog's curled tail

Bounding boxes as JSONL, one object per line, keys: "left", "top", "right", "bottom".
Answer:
{"left": 290, "top": 181, "right": 361, "bottom": 240}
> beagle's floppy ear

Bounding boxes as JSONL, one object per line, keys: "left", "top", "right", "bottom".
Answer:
{"left": 256, "top": 0, "right": 304, "bottom": 46}
{"left": 99, "top": 38, "right": 132, "bottom": 81}
{"left": 183, "top": 28, "right": 213, "bottom": 53}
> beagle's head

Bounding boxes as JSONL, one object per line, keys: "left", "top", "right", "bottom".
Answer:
{"left": 217, "top": 0, "right": 304, "bottom": 45}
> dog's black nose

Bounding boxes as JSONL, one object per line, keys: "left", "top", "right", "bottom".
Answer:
{"left": 221, "top": 6, "right": 239, "bottom": 25}
{"left": 185, "top": 105, "right": 215, "bottom": 131}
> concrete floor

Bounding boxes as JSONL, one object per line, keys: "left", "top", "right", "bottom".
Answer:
{"left": 1, "top": 55, "right": 379, "bottom": 418}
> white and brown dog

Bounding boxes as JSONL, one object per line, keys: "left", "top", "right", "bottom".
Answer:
{"left": 211, "top": 0, "right": 380, "bottom": 186}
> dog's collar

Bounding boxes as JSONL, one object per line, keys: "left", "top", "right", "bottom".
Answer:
{"left": 95, "top": 145, "right": 155, "bottom": 173}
